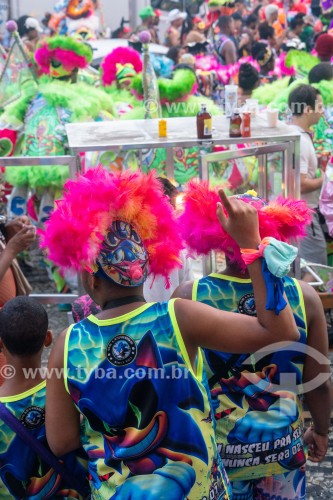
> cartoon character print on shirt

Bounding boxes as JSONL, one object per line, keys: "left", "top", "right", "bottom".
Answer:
{"left": 0, "top": 409, "right": 84, "bottom": 499}
{"left": 206, "top": 347, "right": 304, "bottom": 472}
{"left": 200, "top": 275, "right": 307, "bottom": 475}
{"left": 68, "top": 329, "right": 223, "bottom": 499}
{"left": 22, "top": 95, "right": 71, "bottom": 157}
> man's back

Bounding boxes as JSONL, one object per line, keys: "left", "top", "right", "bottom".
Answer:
{"left": 214, "top": 33, "right": 237, "bottom": 65}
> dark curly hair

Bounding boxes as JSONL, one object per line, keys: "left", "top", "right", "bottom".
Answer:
{"left": 0, "top": 297, "right": 48, "bottom": 356}
{"left": 239, "top": 63, "right": 260, "bottom": 91}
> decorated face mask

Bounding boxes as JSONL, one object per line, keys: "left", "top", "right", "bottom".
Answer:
{"left": 73, "top": 27, "right": 96, "bottom": 42}
{"left": 116, "top": 63, "right": 137, "bottom": 89}
{"left": 95, "top": 220, "right": 149, "bottom": 287}
{"left": 50, "top": 58, "right": 74, "bottom": 79}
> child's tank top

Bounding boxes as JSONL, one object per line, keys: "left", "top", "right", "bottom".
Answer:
{"left": 65, "top": 299, "right": 232, "bottom": 499}
{"left": 0, "top": 380, "right": 87, "bottom": 498}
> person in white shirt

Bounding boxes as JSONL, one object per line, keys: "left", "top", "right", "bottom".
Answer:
{"left": 289, "top": 84, "right": 327, "bottom": 265}
{"left": 144, "top": 177, "right": 194, "bottom": 302}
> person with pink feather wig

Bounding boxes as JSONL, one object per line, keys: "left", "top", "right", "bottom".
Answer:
{"left": 34, "top": 34, "right": 93, "bottom": 82}
{"left": 174, "top": 182, "right": 333, "bottom": 500}
{"left": 42, "top": 168, "right": 299, "bottom": 499}
{"left": 100, "top": 46, "right": 143, "bottom": 90}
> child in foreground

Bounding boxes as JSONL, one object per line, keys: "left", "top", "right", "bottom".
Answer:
{"left": 0, "top": 296, "right": 87, "bottom": 499}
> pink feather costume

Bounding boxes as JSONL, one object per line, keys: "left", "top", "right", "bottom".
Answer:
{"left": 178, "top": 181, "right": 312, "bottom": 272}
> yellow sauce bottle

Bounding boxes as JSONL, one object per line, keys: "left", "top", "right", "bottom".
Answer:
{"left": 158, "top": 119, "right": 167, "bottom": 138}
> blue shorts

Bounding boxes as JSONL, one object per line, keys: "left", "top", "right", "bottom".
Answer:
{"left": 231, "top": 466, "right": 306, "bottom": 500}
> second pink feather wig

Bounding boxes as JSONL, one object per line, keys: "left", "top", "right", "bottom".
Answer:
{"left": 178, "top": 180, "right": 313, "bottom": 272}
{"left": 101, "top": 47, "right": 143, "bottom": 86}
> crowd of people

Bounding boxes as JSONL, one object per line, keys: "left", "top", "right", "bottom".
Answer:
{"left": 132, "top": 1, "right": 333, "bottom": 82}
{"left": 0, "top": 0, "right": 332, "bottom": 499}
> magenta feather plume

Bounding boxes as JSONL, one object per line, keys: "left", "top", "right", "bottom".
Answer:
{"left": 178, "top": 181, "right": 313, "bottom": 271}
{"left": 40, "top": 168, "right": 183, "bottom": 286}
{"left": 195, "top": 54, "right": 221, "bottom": 72}
{"left": 195, "top": 55, "right": 232, "bottom": 84}
{"left": 273, "top": 53, "right": 295, "bottom": 79}
{"left": 34, "top": 44, "right": 52, "bottom": 74}
{"left": 35, "top": 46, "right": 90, "bottom": 74}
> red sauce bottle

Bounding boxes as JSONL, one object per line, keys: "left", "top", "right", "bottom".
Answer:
{"left": 241, "top": 112, "right": 251, "bottom": 137}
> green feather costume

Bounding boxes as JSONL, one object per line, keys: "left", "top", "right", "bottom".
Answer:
{"left": 122, "top": 68, "right": 220, "bottom": 184}
{"left": 3, "top": 77, "right": 114, "bottom": 189}
{"left": 252, "top": 49, "right": 333, "bottom": 155}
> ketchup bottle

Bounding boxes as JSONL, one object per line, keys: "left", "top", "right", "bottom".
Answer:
{"left": 241, "top": 112, "right": 251, "bottom": 137}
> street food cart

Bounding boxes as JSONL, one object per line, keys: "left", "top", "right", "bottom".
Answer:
{"left": 66, "top": 114, "right": 301, "bottom": 276}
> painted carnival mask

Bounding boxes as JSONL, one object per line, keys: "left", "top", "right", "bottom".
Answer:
{"left": 95, "top": 220, "right": 149, "bottom": 287}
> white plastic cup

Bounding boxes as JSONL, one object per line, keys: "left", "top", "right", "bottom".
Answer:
{"left": 245, "top": 98, "right": 259, "bottom": 116}
{"left": 267, "top": 108, "right": 279, "bottom": 128}
{"left": 225, "top": 85, "right": 238, "bottom": 118}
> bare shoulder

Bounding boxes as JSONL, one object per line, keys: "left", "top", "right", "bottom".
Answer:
{"left": 171, "top": 280, "right": 194, "bottom": 300}
{"left": 48, "top": 328, "right": 69, "bottom": 368}
{"left": 297, "top": 280, "right": 328, "bottom": 349}
{"left": 297, "top": 280, "right": 324, "bottom": 318}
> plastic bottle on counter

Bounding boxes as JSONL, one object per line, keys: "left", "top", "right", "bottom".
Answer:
{"left": 140, "top": 32, "right": 162, "bottom": 119}
{"left": 197, "top": 104, "right": 212, "bottom": 139}
{"left": 225, "top": 85, "right": 238, "bottom": 118}
{"left": 158, "top": 119, "right": 167, "bottom": 138}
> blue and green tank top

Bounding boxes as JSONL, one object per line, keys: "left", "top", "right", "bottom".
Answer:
{"left": 194, "top": 274, "right": 307, "bottom": 481}
{"left": 64, "top": 299, "right": 232, "bottom": 500}
{"left": 0, "top": 380, "right": 88, "bottom": 499}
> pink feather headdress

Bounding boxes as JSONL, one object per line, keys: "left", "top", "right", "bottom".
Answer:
{"left": 273, "top": 53, "right": 295, "bottom": 79}
{"left": 40, "top": 168, "right": 183, "bottom": 286}
{"left": 101, "top": 47, "right": 143, "bottom": 86}
{"left": 178, "top": 180, "right": 312, "bottom": 272}
{"left": 34, "top": 36, "right": 93, "bottom": 74}
{"left": 195, "top": 55, "right": 260, "bottom": 85}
